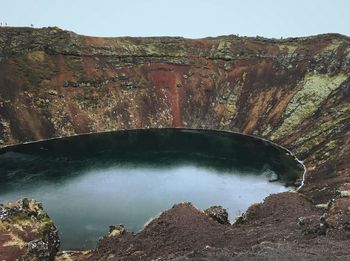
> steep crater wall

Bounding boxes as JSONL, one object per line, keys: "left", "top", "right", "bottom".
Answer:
{"left": 0, "top": 27, "right": 349, "bottom": 203}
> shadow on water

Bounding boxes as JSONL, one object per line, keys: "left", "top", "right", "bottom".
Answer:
{"left": 0, "top": 128, "right": 304, "bottom": 250}
{"left": 0, "top": 129, "right": 303, "bottom": 190}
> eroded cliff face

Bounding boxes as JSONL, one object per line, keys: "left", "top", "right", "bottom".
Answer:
{"left": 0, "top": 27, "right": 349, "bottom": 260}
{"left": 0, "top": 27, "right": 349, "bottom": 202}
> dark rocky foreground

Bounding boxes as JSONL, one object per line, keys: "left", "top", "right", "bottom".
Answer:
{"left": 87, "top": 193, "right": 350, "bottom": 260}
{"left": 0, "top": 27, "right": 349, "bottom": 260}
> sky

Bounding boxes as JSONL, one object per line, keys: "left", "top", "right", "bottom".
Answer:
{"left": 0, "top": 0, "right": 349, "bottom": 38}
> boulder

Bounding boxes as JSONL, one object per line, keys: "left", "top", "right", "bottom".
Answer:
{"left": 0, "top": 198, "right": 60, "bottom": 261}
{"left": 204, "top": 206, "right": 230, "bottom": 225}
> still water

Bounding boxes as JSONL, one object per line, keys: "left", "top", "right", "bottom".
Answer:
{"left": 0, "top": 129, "right": 303, "bottom": 250}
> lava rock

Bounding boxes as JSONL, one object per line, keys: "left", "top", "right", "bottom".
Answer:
{"left": 0, "top": 199, "right": 60, "bottom": 261}
{"left": 297, "top": 214, "right": 329, "bottom": 236}
{"left": 108, "top": 224, "right": 126, "bottom": 237}
{"left": 204, "top": 206, "right": 230, "bottom": 225}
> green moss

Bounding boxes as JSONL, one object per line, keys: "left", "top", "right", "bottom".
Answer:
{"left": 40, "top": 219, "right": 54, "bottom": 238}
{"left": 262, "top": 124, "right": 272, "bottom": 137}
{"left": 345, "top": 47, "right": 350, "bottom": 60}
{"left": 27, "top": 51, "right": 46, "bottom": 62}
{"left": 8, "top": 212, "right": 30, "bottom": 223}
{"left": 214, "top": 40, "right": 235, "bottom": 60}
{"left": 217, "top": 40, "right": 232, "bottom": 52}
{"left": 110, "top": 38, "right": 187, "bottom": 57}
{"left": 218, "top": 90, "right": 239, "bottom": 128}
{"left": 226, "top": 103, "right": 236, "bottom": 113}
{"left": 293, "top": 106, "right": 349, "bottom": 155}
{"left": 322, "top": 39, "right": 342, "bottom": 52}
{"left": 271, "top": 73, "right": 348, "bottom": 140}
{"left": 278, "top": 44, "right": 298, "bottom": 54}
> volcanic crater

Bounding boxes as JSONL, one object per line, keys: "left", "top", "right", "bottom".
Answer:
{"left": 0, "top": 27, "right": 349, "bottom": 260}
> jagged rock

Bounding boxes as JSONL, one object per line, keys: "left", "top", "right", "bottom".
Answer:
{"left": 204, "top": 205, "right": 229, "bottom": 225}
{"left": 338, "top": 190, "right": 350, "bottom": 198}
{"left": 0, "top": 199, "right": 60, "bottom": 261}
{"left": 108, "top": 224, "right": 126, "bottom": 237}
{"left": 316, "top": 200, "right": 334, "bottom": 210}
{"left": 297, "top": 214, "right": 329, "bottom": 236}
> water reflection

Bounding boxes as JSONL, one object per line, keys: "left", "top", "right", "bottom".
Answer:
{"left": 0, "top": 129, "right": 303, "bottom": 250}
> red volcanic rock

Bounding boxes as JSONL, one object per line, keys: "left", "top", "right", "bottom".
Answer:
{"left": 0, "top": 27, "right": 349, "bottom": 259}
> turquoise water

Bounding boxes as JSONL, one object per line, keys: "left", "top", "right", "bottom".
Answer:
{"left": 0, "top": 129, "right": 303, "bottom": 250}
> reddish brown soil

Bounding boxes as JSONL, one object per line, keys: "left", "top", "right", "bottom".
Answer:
{"left": 88, "top": 193, "right": 350, "bottom": 260}
{"left": 0, "top": 27, "right": 349, "bottom": 260}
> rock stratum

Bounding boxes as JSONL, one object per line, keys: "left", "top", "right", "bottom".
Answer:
{"left": 0, "top": 27, "right": 349, "bottom": 260}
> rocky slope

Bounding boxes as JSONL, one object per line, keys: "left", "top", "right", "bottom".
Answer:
{"left": 88, "top": 194, "right": 350, "bottom": 260}
{"left": 0, "top": 199, "right": 59, "bottom": 260}
{"left": 0, "top": 27, "right": 349, "bottom": 260}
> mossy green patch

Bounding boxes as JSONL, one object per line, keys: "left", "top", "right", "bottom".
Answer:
{"left": 214, "top": 40, "right": 235, "bottom": 60}
{"left": 322, "top": 39, "right": 342, "bottom": 53}
{"left": 271, "top": 73, "right": 348, "bottom": 140}
{"left": 0, "top": 222, "right": 6, "bottom": 231}
{"left": 109, "top": 38, "right": 187, "bottom": 57}
{"left": 278, "top": 44, "right": 298, "bottom": 55}
{"left": 27, "top": 51, "right": 46, "bottom": 63}
{"left": 217, "top": 40, "right": 232, "bottom": 52}
{"left": 219, "top": 97, "right": 238, "bottom": 128}
{"left": 293, "top": 106, "right": 349, "bottom": 155}
{"left": 345, "top": 47, "right": 350, "bottom": 60}
{"left": 262, "top": 124, "right": 272, "bottom": 137}
{"left": 226, "top": 103, "right": 236, "bottom": 113}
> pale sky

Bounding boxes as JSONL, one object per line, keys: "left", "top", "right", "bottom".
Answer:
{"left": 0, "top": 0, "right": 349, "bottom": 38}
